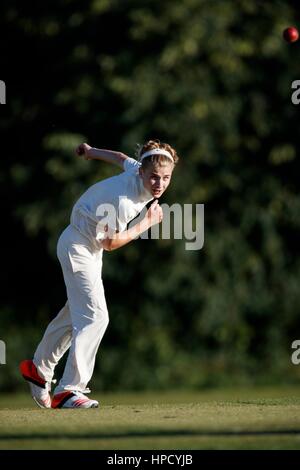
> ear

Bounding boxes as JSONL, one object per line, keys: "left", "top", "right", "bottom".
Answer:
{"left": 138, "top": 167, "right": 144, "bottom": 177}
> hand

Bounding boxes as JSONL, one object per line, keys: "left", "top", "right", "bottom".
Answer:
{"left": 145, "top": 200, "right": 163, "bottom": 228}
{"left": 75, "top": 143, "right": 92, "bottom": 160}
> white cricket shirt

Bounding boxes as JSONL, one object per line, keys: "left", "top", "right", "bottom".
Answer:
{"left": 70, "top": 157, "right": 153, "bottom": 248}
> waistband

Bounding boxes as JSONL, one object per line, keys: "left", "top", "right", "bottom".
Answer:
{"left": 61, "top": 224, "right": 103, "bottom": 253}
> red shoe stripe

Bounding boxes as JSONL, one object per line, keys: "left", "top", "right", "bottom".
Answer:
{"left": 73, "top": 398, "right": 90, "bottom": 407}
{"left": 51, "top": 391, "right": 75, "bottom": 409}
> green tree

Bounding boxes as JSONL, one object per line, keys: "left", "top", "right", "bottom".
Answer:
{"left": 1, "top": 0, "right": 300, "bottom": 390}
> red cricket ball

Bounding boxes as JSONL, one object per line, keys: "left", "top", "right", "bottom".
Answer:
{"left": 283, "top": 26, "right": 299, "bottom": 43}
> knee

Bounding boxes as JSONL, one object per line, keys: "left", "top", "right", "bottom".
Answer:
{"left": 102, "top": 310, "right": 109, "bottom": 329}
{"left": 94, "top": 308, "right": 109, "bottom": 329}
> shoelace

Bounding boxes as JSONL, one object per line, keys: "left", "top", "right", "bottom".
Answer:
{"left": 46, "top": 379, "right": 57, "bottom": 392}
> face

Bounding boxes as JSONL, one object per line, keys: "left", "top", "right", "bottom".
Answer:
{"left": 139, "top": 162, "right": 174, "bottom": 198}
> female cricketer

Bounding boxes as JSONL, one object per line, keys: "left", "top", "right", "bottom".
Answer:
{"left": 20, "top": 139, "right": 179, "bottom": 408}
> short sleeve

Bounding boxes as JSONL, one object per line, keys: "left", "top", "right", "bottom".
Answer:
{"left": 123, "top": 157, "right": 141, "bottom": 172}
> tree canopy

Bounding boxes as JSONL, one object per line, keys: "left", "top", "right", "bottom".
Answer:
{"left": 1, "top": 0, "right": 300, "bottom": 390}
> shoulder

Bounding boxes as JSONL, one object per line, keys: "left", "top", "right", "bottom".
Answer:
{"left": 123, "top": 157, "right": 141, "bottom": 172}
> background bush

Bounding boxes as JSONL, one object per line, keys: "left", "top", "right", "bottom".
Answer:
{"left": 1, "top": 0, "right": 300, "bottom": 391}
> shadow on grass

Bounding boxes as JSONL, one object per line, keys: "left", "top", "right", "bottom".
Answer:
{"left": 1, "top": 429, "right": 300, "bottom": 440}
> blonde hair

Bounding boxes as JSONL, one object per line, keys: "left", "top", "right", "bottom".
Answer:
{"left": 136, "top": 139, "right": 179, "bottom": 169}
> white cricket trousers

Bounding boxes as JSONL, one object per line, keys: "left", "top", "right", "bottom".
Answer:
{"left": 33, "top": 224, "right": 109, "bottom": 394}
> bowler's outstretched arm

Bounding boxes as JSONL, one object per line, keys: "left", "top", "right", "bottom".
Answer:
{"left": 76, "top": 143, "right": 129, "bottom": 169}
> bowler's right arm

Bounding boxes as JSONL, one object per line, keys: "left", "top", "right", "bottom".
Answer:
{"left": 76, "top": 143, "right": 129, "bottom": 169}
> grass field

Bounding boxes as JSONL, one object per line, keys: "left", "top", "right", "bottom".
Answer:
{"left": 1, "top": 386, "right": 300, "bottom": 450}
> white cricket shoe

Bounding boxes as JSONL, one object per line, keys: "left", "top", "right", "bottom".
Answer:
{"left": 51, "top": 391, "right": 99, "bottom": 409}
